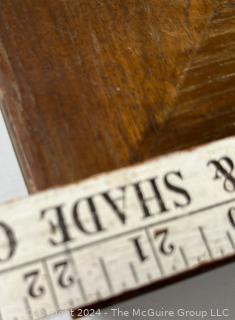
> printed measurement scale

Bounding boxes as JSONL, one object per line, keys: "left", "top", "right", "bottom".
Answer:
{"left": 1, "top": 137, "right": 235, "bottom": 320}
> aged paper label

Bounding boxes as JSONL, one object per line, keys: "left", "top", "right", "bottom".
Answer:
{"left": 1, "top": 137, "right": 235, "bottom": 319}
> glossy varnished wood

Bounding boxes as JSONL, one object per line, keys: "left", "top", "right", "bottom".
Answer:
{"left": 0, "top": 0, "right": 234, "bottom": 192}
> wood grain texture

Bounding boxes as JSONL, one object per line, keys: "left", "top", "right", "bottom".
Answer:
{"left": 0, "top": 0, "right": 234, "bottom": 192}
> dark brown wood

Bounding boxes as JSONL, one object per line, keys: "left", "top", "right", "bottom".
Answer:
{"left": 0, "top": 0, "right": 234, "bottom": 193}
{"left": 0, "top": 0, "right": 235, "bottom": 314}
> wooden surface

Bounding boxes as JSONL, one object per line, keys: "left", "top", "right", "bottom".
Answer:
{"left": 0, "top": 0, "right": 234, "bottom": 192}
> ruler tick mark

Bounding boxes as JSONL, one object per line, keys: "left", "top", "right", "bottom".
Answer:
{"left": 226, "top": 231, "right": 235, "bottom": 250}
{"left": 172, "top": 265, "right": 177, "bottom": 272}
{"left": 23, "top": 297, "right": 33, "bottom": 320}
{"left": 42, "top": 259, "right": 60, "bottom": 311}
{"left": 147, "top": 273, "right": 152, "bottom": 281}
{"left": 179, "top": 247, "right": 189, "bottom": 268}
{"left": 198, "top": 226, "right": 213, "bottom": 259}
{"left": 129, "top": 262, "right": 139, "bottom": 284}
{"left": 145, "top": 229, "right": 164, "bottom": 276}
{"left": 220, "top": 248, "right": 224, "bottom": 255}
{"left": 63, "top": 244, "right": 83, "bottom": 304}
{"left": 68, "top": 298, "right": 74, "bottom": 308}
{"left": 99, "top": 257, "right": 113, "bottom": 294}
{"left": 77, "top": 278, "right": 87, "bottom": 303}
